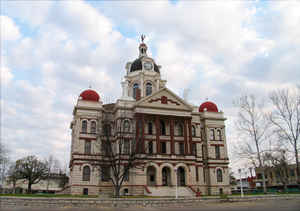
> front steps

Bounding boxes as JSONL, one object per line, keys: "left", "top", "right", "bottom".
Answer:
{"left": 146, "top": 186, "right": 195, "bottom": 197}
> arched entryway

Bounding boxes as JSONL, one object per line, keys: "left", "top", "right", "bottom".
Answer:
{"left": 177, "top": 167, "right": 185, "bottom": 186}
{"left": 147, "top": 166, "right": 156, "bottom": 186}
{"left": 162, "top": 167, "right": 171, "bottom": 186}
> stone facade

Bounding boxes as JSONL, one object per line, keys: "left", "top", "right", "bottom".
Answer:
{"left": 68, "top": 40, "right": 230, "bottom": 196}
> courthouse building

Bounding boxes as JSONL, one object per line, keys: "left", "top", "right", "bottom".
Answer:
{"left": 68, "top": 39, "right": 230, "bottom": 196}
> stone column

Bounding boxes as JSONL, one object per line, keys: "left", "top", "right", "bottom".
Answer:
{"left": 188, "top": 119, "right": 192, "bottom": 155}
{"left": 155, "top": 116, "right": 160, "bottom": 154}
{"left": 170, "top": 118, "right": 175, "bottom": 155}
{"left": 141, "top": 114, "right": 145, "bottom": 153}
{"left": 184, "top": 119, "right": 188, "bottom": 154}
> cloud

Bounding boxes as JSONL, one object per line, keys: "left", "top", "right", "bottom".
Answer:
{"left": 2, "top": 0, "right": 300, "bottom": 173}
{"left": 1, "top": 15, "right": 21, "bottom": 41}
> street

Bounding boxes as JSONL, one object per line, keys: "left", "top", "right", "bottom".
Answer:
{"left": 2, "top": 198, "right": 300, "bottom": 211}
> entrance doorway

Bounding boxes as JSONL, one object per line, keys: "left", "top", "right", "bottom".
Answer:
{"left": 177, "top": 167, "right": 185, "bottom": 186}
{"left": 162, "top": 167, "right": 171, "bottom": 186}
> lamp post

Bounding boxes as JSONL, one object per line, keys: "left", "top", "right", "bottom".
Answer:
{"left": 238, "top": 169, "right": 244, "bottom": 198}
{"left": 175, "top": 167, "right": 178, "bottom": 199}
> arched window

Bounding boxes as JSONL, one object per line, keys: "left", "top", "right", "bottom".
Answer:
{"left": 217, "top": 129, "right": 222, "bottom": 140}
{"left": 82, "top": 166, "right": 91, "bottom": 181}
{"left": 146, "top": 82, "right": 152, "bottom": 96}
{"left": 123, "top": 120, "right": 130, "bottom": 132}
{"left": 91, "top": 121, "right": 96, "bottom": 134}
{"left": 133, "top": 83, "right": 139, "bottom": 99}
{"left": 217, "top": 169, "right": 223, "bottom": 182}
{"left": 148, "top": 122, "right": 153, "bottom": 135}
{"left": 82, "top": 120, "right": 87, "bottom": 133}
{"left": 160, "top": 120, "right": 166, "bottom": 135}
{"left": 177, "top": 123, "right": 183, "bottom": 136}
{"left": 192, "top": 126, "right": 196, "bottom": 137}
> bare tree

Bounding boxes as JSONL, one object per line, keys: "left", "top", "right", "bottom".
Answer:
{"left": 268, "top": 88, "right": 300, "bottom": 184}
{"left": 45, "top": 155, "right": 61, "bottom": 192}
{"left": 234, "top": 95, "right": 270, "bottom": 193}
{"left": 14, "top": 155, "right": 49, "bottom": 193}
{"left": 7, "top": 163, "right": 20, "bottom": 194}
{"left": 263, "top": 150, "right": 290, "bottom": 192}
{"left": 98, "top": 111, "right": 145, "bottom": 197}
{"left": 0, "top": 143, "right": 9, "bottom": 186}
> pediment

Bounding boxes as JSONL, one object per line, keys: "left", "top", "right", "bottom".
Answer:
{"left": 135, "top": 87, "right": 193, "bottom": 112}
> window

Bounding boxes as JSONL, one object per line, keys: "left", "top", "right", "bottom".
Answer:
{"left": 196, "top": 166, "right": 199, "bottom": 182}
{"left": 160, "top": 120, "right": 166, "bottom": 135}
{"left": 82, "top": 120, "right": 87, "bottom": 133}
{"left": 148, "top": 141, "right": 153, "bottom": 154}
{"left": 101, "top": 166, "right": 110, "bottom": 181}
{"left": 179, "top": 143, "right": 184, "bottom": 155}
{"left": 124, "top": 140, "right": 130, "bottom": 154}
{"left": 161, "top": 142, "right": 166, "bottom": 154}
{"left": 148, "top": 122, "right": 153, "bottom": 135}
{"left": 217, "top": 129, "right": 222, "bottom": 140}
{"left": 146, "top": 82, "right": 152, "bottom": 96}
{"left": 215, "top": 146, "right": 220, "bottom": 159}
{"left": 210, "top": 129, "right": 215, "bottom": 140}
{"left": 217, "top": 169, "right": 223, "bottom": 182}
{"left": 133, "top": 83, "right": 139, "bottom": 99}
{"left": 177, "top": 123, "right": 183, "bottom": 136}
{"left": 82, "top": 166, "right": 91, "bottom": 181}
{"left": 91, "top": 121, "right": 96, "bottom": 134}
{"left": 123, "top": 120, "right": 130, "bottom": 132}
{"left": 203, "top": 168, "right": 206, "bottom": 183}
{"left": 84, "top": 140, "right": 91, "bottom": 154}
{"left": 192, "top": 126, "right": 196, "bottom": 137}
{"left": 191, "top": 143, "right": 196, "bottom": 155}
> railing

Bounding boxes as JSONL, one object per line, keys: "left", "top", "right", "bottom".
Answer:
{"left": 187, "top": 185, "right": 201, "bottom": 197}
{"left": 143, "top": 185, "right": 152, "bottom": 194}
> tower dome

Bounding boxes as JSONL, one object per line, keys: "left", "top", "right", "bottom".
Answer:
{"left": 79, "top": 89, "right": 100, "bottom": 102}
{"left": 199, "top": 101, "right": 218, "bottom": 112}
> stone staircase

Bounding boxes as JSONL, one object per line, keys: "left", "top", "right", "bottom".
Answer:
{"left": 146, "top": 186, "right": 195, "bottom": 197}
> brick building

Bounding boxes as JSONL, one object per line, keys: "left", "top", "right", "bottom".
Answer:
{"left": 68, "top": 39, "right": 230, "bottom": 196}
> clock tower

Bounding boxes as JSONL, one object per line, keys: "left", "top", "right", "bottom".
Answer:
{"left": 121, "top": 36, "right": 166, "bottom": 101}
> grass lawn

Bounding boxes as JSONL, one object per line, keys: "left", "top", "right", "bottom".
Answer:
{"left": 0, "top": 193, "right": 98, "bottom": 198}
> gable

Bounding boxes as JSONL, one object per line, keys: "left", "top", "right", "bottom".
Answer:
{"left": 135, "top": 88, "right": 193, "bottom": 112}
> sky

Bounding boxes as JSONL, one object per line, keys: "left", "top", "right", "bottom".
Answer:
{"left": 1, "top": 0, "right": 300, "bottom": 175}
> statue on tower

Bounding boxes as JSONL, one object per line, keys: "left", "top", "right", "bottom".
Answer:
{"left": 141, "top": 34, "right": 145, "bottom": 43}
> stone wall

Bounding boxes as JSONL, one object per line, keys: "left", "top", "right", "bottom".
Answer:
{"left": 1, "top": 195, "right": 300, "bottom": 209}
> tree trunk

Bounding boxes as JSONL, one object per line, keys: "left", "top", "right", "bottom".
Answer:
{"left": 27, "top": 182, "right": 32, "bottom": 194}
{"left": 13, "top": 181, "right": 16, "bottom": 194}
{"left": 294, "top": 145, "right": 300, "bottom": 185}
{"left": 283, "top": 182, "right": 288, "bottom": 193}
{"left": 262, "top": 172, "right": 267, "bottom": 193}
{"left": 257, "top": 145, "right": 267, "bottom": 194}
{"left": 114, "top": 185, "right": 120, "bottom": 198}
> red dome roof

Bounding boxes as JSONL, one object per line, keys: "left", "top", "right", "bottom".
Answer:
{"left": 79, "top": 89, "right": 100, "bottom": 102}
{"left": 199, "top": 101, "right": 218, "bottom": 112}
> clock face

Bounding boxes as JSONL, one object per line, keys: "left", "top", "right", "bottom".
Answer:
{"left": 144, "top": 62, "right": 153, "bottom": 70}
